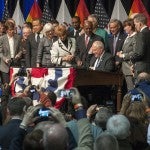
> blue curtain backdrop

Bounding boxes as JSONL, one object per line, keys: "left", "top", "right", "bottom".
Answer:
{"left": 0, "top": 0, "right": 150, "bottom": 21}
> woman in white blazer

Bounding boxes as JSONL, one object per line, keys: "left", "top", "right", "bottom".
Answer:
{"left": 51, "top": 25, "right": 76, "bottom": 67}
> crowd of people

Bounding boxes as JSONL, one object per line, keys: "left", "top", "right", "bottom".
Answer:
{"left": 0, "top": 12, "right": 150, "bottom": 149}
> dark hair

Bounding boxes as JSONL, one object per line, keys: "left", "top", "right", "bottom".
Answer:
{"left": 5, "top": 21, "right": 15, "bottom": 31}
{"left": 123, "top": 18, "right": 135, "bottom": 31}
{"left": 47, "top": 91, "right": 57, "bottom": 106}
{"left": 7, "top": 97, "right": 26, "bottom": 116}
{"left": 72, "top": 16, "right": 81, "bottom": 22}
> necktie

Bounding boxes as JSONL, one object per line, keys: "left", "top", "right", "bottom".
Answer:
{"left": 85, "top": 35, "right": 89, "bottom": 47}
{"left": 37, "top": 33, "right": 40, "bottom": 43}
{"left": 113, "top": 35, "right": 117, "bottom": 56}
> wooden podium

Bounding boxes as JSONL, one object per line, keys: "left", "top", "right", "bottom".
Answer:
{"left": 74, "top": 69, "right": 124, "bottom": 112}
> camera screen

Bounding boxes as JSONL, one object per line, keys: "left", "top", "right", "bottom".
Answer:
{"left": 58, "top": 89, "right": 75, "bottom": 98}
{"left": 38, "top": 108, "right": 51, "bottom": 117}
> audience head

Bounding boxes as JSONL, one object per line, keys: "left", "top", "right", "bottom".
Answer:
{"left": 123, "top": 18, "right": 135, "bottom": 34}
{"left": 88, "top": 14, "right": 98, "bottom": 30}
{"left": 133, "top": 13, "right": 147, "bottom": 32}
{"left": 137, "top": 72, "right": 150, "bottom": 83}
{"left": 42, "top": 23, "right": 54, "bottom": 39}
{"left": 71, "top": 16, "right": 81, "bottom": 30}
{"left": 95, "top": 107, "right": 113, "bottom": 130}
{"left": 55, "top": 25, "right": 67, "bottom": 41}
{"left": 90, "top": 41, "right": 105, "bottom": 58}
{"left": 94, "top": 132, "right": 119, "bottom": 150}
{"left": 83, "top": 20, "right": 93, "bottom": 36}
{"left": 42, "top": 123, "right": 68, "bottom": 150}
{"left": 39, "top": 91, "right": 57, "bottom": 107}
{"left": 109, "top": 19, "right": 123, "bottom": 35}
{"left": 23, "top": 129, "right": 44, "bottom": 150}
{"left": 32, "top": 18, "right": 43, "bottom": 33}
{"left": 7, "top": 97, "right": 26, "bottom": 118}
{"left": 126, "top": 101, "right": 146, "bottom": 123}
{"left": 106, "top": 114, "right": 130, "bottom": 140}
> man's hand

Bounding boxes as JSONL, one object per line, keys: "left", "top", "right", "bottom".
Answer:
{"left": 77, "top": 60, "right": 82, "bottom": 66}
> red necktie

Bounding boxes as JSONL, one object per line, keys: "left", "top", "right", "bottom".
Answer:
{"left": 85, "top": 35, "right": 89, "bottom": 47}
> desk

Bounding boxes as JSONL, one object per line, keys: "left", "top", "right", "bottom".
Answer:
{"left": 74, "top": 69, "right": 124, "bottom": 112}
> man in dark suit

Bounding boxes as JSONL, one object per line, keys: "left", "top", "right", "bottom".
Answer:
{"left": 89, "top": 41, "right": 115, "bottom": 72}
{"left": 25, "top": 18, "right": 43, "bottom": 67}
{"left": 0, "top": 97, "right": 26, "bottom": 150}
{"left": 108, "top": 19, "right": 127, "bottom": 69}
{"left": 75, "top": 20, "right": 104, "bottom": 68}
{"left": 131, "top": 14, "right": 150, "bottom": 77}
{"left": 0, "top": 21, "right": 22, "bottom": 84}
{"left": 68, "top": 16, "right": 82, "bottom": 39}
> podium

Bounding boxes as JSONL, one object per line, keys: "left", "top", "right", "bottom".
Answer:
{"left": 74, "top": 69, "right": 124, "bottom": 112}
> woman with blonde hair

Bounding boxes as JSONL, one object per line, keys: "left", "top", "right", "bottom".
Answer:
{"left": 51, "top": 24, "right": 76, "bottom": 67}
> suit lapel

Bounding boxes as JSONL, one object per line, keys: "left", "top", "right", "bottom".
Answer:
{"left": 58, "top": 38, "right": 72, "bottom": 54}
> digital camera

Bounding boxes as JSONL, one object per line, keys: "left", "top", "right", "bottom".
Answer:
{"left": 37, "top": 108, "right": 52, "bottom": 117}
{"left": 57, "top": 88, "right": 76, "bottom": 99}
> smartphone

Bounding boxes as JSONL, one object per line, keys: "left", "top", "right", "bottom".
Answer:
{"left": 57, "top": 89, "right": 76, "bottom": 98}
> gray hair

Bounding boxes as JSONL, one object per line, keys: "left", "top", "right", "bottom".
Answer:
{"left": 93, "top": 41, "right": 104, "bottom": 49}
{"left": 42, "top": 23, "right": 54, "bottom": 37}
{"left": 106, "top": 114, "right": 130, "bottom": 140}
{"left": 134, "top": 13, "right": 147, "bottom": 25}
{"left": 94, "top": 132, "right": 119, "bottom": 150}
{"left": 94, "top": 107, "right": 113, "bottom": 130}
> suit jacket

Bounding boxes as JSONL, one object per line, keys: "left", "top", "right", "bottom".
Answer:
{"left": 130, "top": 27, "right": 150, "bottom": 74}
{"left": 25, "top": 33, "right": 43, "bottom": 67}
{"left": 68, "top": 28, "right": 82, "bottom": 39}
{"left": 36, "top": 37, "right": 57, "bottom": 67}
{"left": 108, "top": 32, "right": 127, "bottom": 62}
{"left": 0, "top": 119, "right": 22, "bottom": 150}
{"left": 75, "top": 33, "right": 104, "bottom": 67}
{"left": 122, "top": 33, "right": 137, "bottom": 75}
{"left": 51, "top": 37, "right": 76, "bottom": 67}
{"left": 0, "top": 34, "right": 22, "bottom": 73}
{"left": 90, "top": 52, "right": 115, "bottom": 72}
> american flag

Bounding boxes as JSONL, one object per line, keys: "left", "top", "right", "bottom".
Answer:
{"left": 94, "top": 0, "right": 110, "bottom": 29}
{"left": 10, "top": 67, "right": 76, "bottom": 108}
{"left": 41, "top": 0, "right": 54, "bottom": 25}
{"left": 2, "top": 0, "right": 10, "bottom": 21}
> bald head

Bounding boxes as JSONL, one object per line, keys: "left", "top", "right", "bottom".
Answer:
{"left": 43, "top": 123, "right": 68, "bottom": 150}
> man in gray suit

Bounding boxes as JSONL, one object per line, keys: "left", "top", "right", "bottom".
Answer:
{"left": 0, "top": 21, "right": 22, "bottom": 84}
{"left": 25, "top": 18, "right": 43, "bottom": 67}
{"left": 131, "top": 14, "right": 150, "bottom": 77}
{"left": 89, "top": 41, "right": 115, "bottom": 72}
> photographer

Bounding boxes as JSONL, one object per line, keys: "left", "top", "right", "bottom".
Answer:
{"left": 9, "top": 88, "right": 94, "bottom": 150}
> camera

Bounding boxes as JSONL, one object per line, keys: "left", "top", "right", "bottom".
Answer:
{"left": 29, "top": 85, "right": 36, "bottom": 93}
{"left": 57, "top": 88, "right": 76, "bottom": 99}
{"left": 37, "top": 108, "right": 52, "bottom": 117}
{"left": 131, "top": 93, "right": 143, "bottom": 102}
